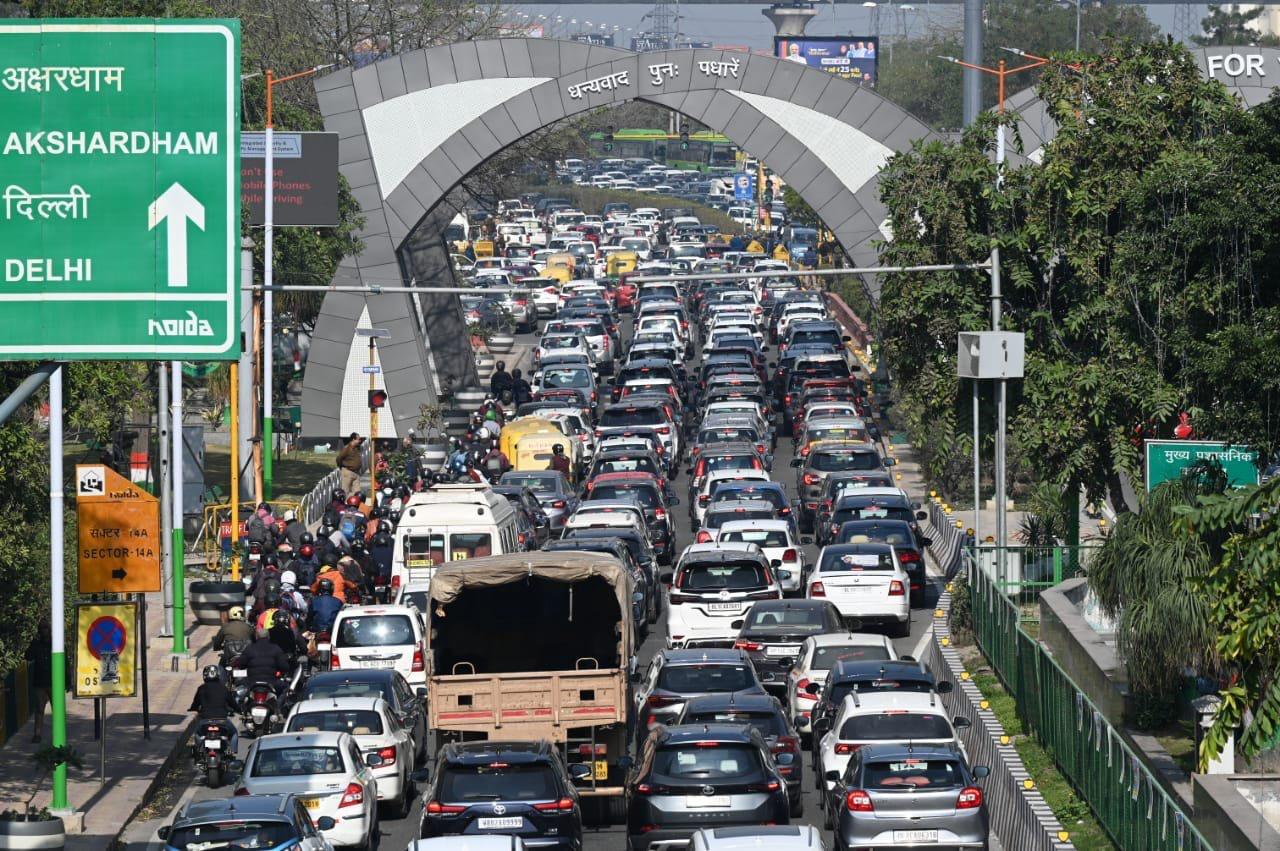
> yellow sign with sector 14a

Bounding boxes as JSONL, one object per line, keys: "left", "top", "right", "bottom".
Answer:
{"left": 74, "top": 602, "right": 139, "bottom": 699}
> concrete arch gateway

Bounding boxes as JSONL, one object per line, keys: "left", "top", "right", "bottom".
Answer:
{"left": 301, "top": 39, "right": 939, "bottom": 439}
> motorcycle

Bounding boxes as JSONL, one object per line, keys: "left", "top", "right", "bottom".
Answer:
{"left": 192, "top": 718, "right": 235, "bottom": 788}
{"left": 371, "top": 573, "right": 392, "bottom": 604}
{"left": 239, "top": 678, "right": 280, "bottom": 737}
{"left": 314, "top": 630, "right": 333, "bottom": 669}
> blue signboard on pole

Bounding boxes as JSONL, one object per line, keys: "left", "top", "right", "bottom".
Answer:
{"left": 733, "top": 172, "right": 755, "bottom": 202}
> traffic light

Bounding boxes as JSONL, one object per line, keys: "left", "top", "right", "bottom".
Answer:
{"left": 603, "top": 124, "right": 614, "bottom": 152}
{"left": 764, "top": 187, "right": 774, "bottom": 205}
{"left": 368, "top": 389, "right": 388, "bottom": 410}
{"left": 679, "top": 128, "right": 690, "bottom": 151}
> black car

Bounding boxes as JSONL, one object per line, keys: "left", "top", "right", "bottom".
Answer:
{"left": 300, "top": 669, "right": 427, "bottom": 762}
{"left": 159, "top": 794, "right": 334, "bottom": 850}
{"left": 420, "top": 740, "right": 589, "bottom": 849}
{"left": 544, "top": 537, "right": 656, "bottom": 634}
{"left": 626, "top": 724, "right": 789, "bottom": 851}
{"left": 584, "top": 474, "right": 679, "bottom": 565}
{"left": 493, "top": 485, "right": 552, "bottom": 548}
{"left": 676, "top": 693, "right": 806, "bottom": 816}
{"left": 807, "top": 659, "right": 952, "bottom": 763}
{"left": 821, "top": 493, "right": 922, "bottom": 547}
{"left": 732, "top": 600, "right": 845, "bottom": 695}
{"left": 833, "top": 519, "right": 930, "bottom": 604}
{"left": 561, "top": 526, "right": 661, "bottom": 620}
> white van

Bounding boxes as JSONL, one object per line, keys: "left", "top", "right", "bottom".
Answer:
{"left": 390, "top": 484, "right": 520, "bottom": 589}
{"left": 330, "top": 604, "right": 428, "bottom": 688}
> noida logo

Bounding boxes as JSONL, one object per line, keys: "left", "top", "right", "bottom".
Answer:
{"left": 148, "top": 311, "right": 214, "bottom": 337}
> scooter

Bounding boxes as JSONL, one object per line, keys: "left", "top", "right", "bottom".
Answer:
{"left": 314, "top": 630, "right": 333, "bottom": 669}
{"left": 192, "top": 718, "right": 236, "bottom": 788}
{"left": 240, "top": 679, "right": 280, "bottom": 737}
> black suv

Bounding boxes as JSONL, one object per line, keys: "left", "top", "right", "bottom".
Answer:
{"left": 626, "top": 724, "right": 789, "bottom": 851}
{"left": 420, "top": 740, "right": 589, "bottom": 850}
{"left": 732, "top": 600, "right": 844, "bottom": 694}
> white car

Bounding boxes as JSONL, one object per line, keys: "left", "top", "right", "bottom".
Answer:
{"left": 394, "top": 580, "right": 431, "bottom": 613}
{"left": 529, "top": 280, "right": 561, "bottom": 317}
{"left": 408, "top": 838, "right": 528, "bottom": 851}
{"left": 665, "top": 542, "right": 782, "bottom": 649}
{"left": 815, "top": 691, "right": 968, "bottom": 790}
{"left": 284, "top": 697, "right": 416, "bottom": 816}
{"left": 806, "top": 543, "right": 911, "bottom": 638}
{"left": 534, "top": 332, "right": 594, "bottom": 369}
{"left": 783, "top": 633, "right": 898, "bottom": 737}
{"left": 715, "top": 519, "right": 807, "bottom": 594}
{"left": 707, "top": 324, "right": 765, "bottom": 349}
{"left": 331, "top": 605, "right": 428, "bottom": 688}
{"left": 234, "top": 731, "right": 380, "bottom": 848}
{"left": 690, "top": 826, "right": 824, "bottom": 851}
{"left": 692, "top": 468, "right": 772, "bottom": 528}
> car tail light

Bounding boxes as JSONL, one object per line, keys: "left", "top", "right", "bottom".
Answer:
{"left": 551, "top": 500, "right": 567, "bottom": 509}
{"left": 656, "top": 426, "right": 670, "bottom": 435}
{"left": 834, "top": 743, "right": 862, "bottom": 755}
{"left": 809, "top": 581, "right": 825, "bottom": 597}
{"left": 636, "top": 784, "right": 670, "bottom": 796}
{"left": 669, "top": 592, "right": 699, "bottom": 605}
{"left": 803, "top": 474, "right": 819, "bottom": 486}
{"left": 846, "top": 789, "right": 874, "bottom": 811}
{"left": 820, "top": 499, "right": 833, "bottom": 511}
{"left": 695, "top": 530, "right": 712, "bottom": 543}
{"left": 534, "top": 796, "right": 576, "bottom": 812}
{"left": 784, "top": 394, "right": 792, "bottom": 405}
{"left": 771, "top": 735, "right": 799, "bottom": 754}
{"left": 889, "top": 580, "right": 906, "bottom": 596}
{"left": 733, "top": 640, "right": 762, "bottom": 652}
{"left": 899, "top": 550, "right": 921, "bottom": 565}
{"left": 654, "top": 507, "right": 666, "bottom": 519}
{"left": 579, "top": 432, "right": 589, "bottom": 442}
{"left": 697, "top": 494, "right": 709, "bottom": 506}
{"left": 376, "top": 745, "right": 397, "bottom": 766}
{"left": 339, "top": 782, "right": 365, "bottom": 808}
{"left": 426, "top": 800, "right": 467, "bottom": 815}
{"left": 782, "top": 548, "right": 798, "bottom": 562}
{"left": 412, "top": 644, "right": 425, "bottom": 671}
{"left": 795, "top": 678, "right": 819, "bottom": 702}
{"left": 748, "top": 780, "right": 782, "bottom": 792}
{"left": 391, "top": 575, "right": 401, "bottom": 590}
{"left": 958, "top": 786, "right": 983, "bottom": 809}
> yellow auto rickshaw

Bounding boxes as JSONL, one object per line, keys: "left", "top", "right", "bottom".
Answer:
{"left": 500, "top": 416, "right": 559, "bottom": 461}
{"left": 605, "top": 250, "right": 638, "bottom": 278}
{"left": 538, "top": 265, "right": 572, "bottom": 285}
{"left": 546, "top": 252, "right": 576, "bottom": 273}
{"left": 473, "top": 239, "right": 496, "bottom": 258}
{"left": 514, "top": 432, "right": 581, "bottom": 482}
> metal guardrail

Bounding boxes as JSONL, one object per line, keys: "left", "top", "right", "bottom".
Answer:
{"left": 200, "top": 500, "right": 301, "bottom": 573}
{"left": 298, "top": 443, "right": 371, "bottom": 530}
{"left": 967, "top": 549, "right": 1214, "bottom": 851}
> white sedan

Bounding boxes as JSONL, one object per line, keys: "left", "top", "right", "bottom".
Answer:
{"left": 806, "top": 542, "right": 911, "bottom": 638}
{"left": 715, "top": 519, "right": 806, "bottom": 594}
{"left": 783, "top": 633, "right": 897, "bottom": 738}
{"left": 234, "top": 731, "right": 380, "bottom": 848}
{"left": 534, "top": 333, "right": 594, "bottom": 369}
{"left": 284, "top": 697, "right": 416, "bottom": 818}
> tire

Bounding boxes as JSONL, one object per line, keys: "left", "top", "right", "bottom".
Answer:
{"left": 205, "top": 764, "right": 223, "bottom": 789}
{"left": 822, "top": 796, "right": 833, "bottom": 830}
{"left": 606, "top": 795, "right": 627, "bottom": 825}
{"left": 891, "top": 617, "right": 911, "bottom": 639}
{"left": 789, "top": 794, "right": 804, "bottom": 819}
{"left": 388, "top": 773, "right": 413, "bottom": 819}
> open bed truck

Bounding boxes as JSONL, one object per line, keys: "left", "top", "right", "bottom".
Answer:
{"left": 426, "top": 552, "right": 637, "bottom": 822}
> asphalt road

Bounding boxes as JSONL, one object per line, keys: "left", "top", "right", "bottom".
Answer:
{"left": 172, "top": 324, "right": 951, "bottom": 851}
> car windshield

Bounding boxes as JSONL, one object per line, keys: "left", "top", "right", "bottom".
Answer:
{"left": 811, "top": 644, "right": 893, "bottom": 670}
{"left": 838, "top": 523, "right": 914, "bottom": 546}
{"left": 501, "top": 474, "right": 558, "bottom": 494}
{"left": 652, "top": 743, "right": 762, "bottom": 781}
{"left": 335, "top": 615, "right": 415, "bottom": 648}
{"left": 251, "top": 746, "right": 345, "bottom": 777}
{"left": 542, "top": 368, "right": 591, "bottom": 389}
{"left": 438, "top": 763, "right": 559, "bottom": 802}
{"left": 683, "top": 711, "right": 786, "bottom": 738}
{"left": 303, "top": 679, "right": 390, "bottom": 702}
{"left": 820, "top": 550, "right": 896, "bottom": 572}
{"left": 657, "top": 664, "right": 756, "bottom": 693}
{"left": 719, "top": 528, "right": 788, "bottom": 548}
{"left": 835, "top": 506, "right": 915, "bottom": 526}
{"left": 591, "top": 484, "right": 660, "bottom": 508}
{"left": 399, "top": 590, "right": 430, "bottom": 612}
{"left": 743, "top": 608, "right": 826, "bottom": 631}
{"left": 705, "top": 508, "right": 775, "bottom": 528}
{"left": 864, "top": 759, "right": 965, "bottom": 790}
{"left": 839, "top": 713, "right": 954, "bottom": 741}
{"left": 703, "top": 455, "right": 762, "bottom": 474}
{"left": 811, "top": 451, "right": 880, "bottom": 472}
{"left": 288, "top": 709, "right": 384, "bottom": 736}
{"left": 595, "top": 458, "right": 659, "bottom": 476}
{"left": 699, "top": 427, "right": 758, "bottom": 444}
{"left": 678, "top": 561, "right": 769, "bottom": 591}
{"left": 828, "top": 680, "right": 936, "bottom": 706}
{"left": 167, "top": 821, "right": 297, "bottom": 849}
{"left": 714, "top": 489, "right": 784, "bottom": 510}
{"left": 600, "top": 407, "right": 663, "bottom": 428}
{"left": 808, "top": 427, "right": 867, "bottom": 444}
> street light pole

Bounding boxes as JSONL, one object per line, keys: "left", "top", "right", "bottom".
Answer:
{"left": 356, "top": 328, "right": 391, "bottom": 499}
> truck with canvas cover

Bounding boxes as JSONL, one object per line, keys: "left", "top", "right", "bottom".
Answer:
{"left": 426, "top": 552, "right": 637, "bottom": 819}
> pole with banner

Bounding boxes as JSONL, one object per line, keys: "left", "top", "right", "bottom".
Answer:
{"left": 49, "top": 367, "right": 67, "bottom": 811}
{"left": 171, "top": 361, "right": 186, "bottom": 651}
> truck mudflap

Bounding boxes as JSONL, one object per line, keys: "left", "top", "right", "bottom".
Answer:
{"left": 429, "top": 668, "right": 628, "bottom": 738}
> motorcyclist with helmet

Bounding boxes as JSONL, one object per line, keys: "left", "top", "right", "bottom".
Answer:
{"left": 481, "top": 437, "right": 511, "bottom": 483}
{"left": 213, "top": 606, "right": 253, "bottom": 669}
{"left": 547, "top": 443, "right": 571, "bottom": 477}
{"left": 313, "top": 560, "right": 356, "bottom": 604}
{"left": 267, "top": 609, "right": 304, "bottom": 662}
{"left": 337, "top": 495, "right": 366, "bottom": 543}
{"left": 234, "top": 627, "right": 291, "bottom": 693}
{"left": 308, "top": 578, "right": 343, "bottom": 634}
{"left": 189, "top": 665, "right": 239, "bottom": 752}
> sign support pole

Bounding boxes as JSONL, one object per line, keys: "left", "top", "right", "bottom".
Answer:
{"left": 138, "top": 594, "right": 151, "bottom": 739}
{"left": 369, "top": 336, "right": 379, "bottom": 498}
{"left": 158, "top": 367, "right": 173, "bottom": 638}
{"left": 171, "top": 361, "right": 187, "bottom": 654}
{"left": 49, "top": 365, "right": 68, "bottom": 812}
{"left": 263, "top": 70, "right": 276, "bottom": 500}
{"left": 230, "top": 359, "right": 241, "bottom": 582}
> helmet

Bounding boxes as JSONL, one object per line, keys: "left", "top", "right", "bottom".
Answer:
{"left": 355, "top": 491, "right": 366, "bottom": 503}
{"left": 332, "top": 489, "right": 346, "bottom": 503}
{"left": 350, "top": 538, "right": 365, "bottom": 553}
{"left": 272, "top": 610, "right": 292, "bottom": 628}
{"left": 371, "top": 506, "right": 387, "bottom": 519}
{"left": 280, "top": 570, "right": 297, "bottom": 586}
{"left": 203, "top": 665, "right": 221, "bottom": 683}
{"left": 317, "top": 578, "right": 334, "bottom": 596}
{"left": 300, "top": 531, "right": 315, "bottom": 546}
{"left": 228, "top": 606, "right": 245, "bottom": 621}
{"left": 553, "top": 444, "right": 565, "bottom": 455}
{"left": 345, "top": 495, "right": 360, "bottom": 507}
{"left": 257, "top": 502, "right": 272, "bottom": 514}
{"left": 299, "top": 543, "right": 315, "bottom": 559}
{"left": 262, "top": 553, "right": 279, "bottom": 569}
{"left": 500, "top": 390, "right": 513, "bottom": 404}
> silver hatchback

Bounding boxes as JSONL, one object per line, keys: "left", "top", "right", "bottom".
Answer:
{"left": 826, "top": 743, "right": 990, "bottom": 850}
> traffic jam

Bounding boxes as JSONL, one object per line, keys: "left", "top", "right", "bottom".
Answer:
{"left": 165, "top": 189, "right": 990, "bottom": 851}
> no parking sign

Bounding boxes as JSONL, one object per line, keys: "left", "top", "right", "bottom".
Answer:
{"left": 74, "top": 602, "right": 138, "bottom": 699}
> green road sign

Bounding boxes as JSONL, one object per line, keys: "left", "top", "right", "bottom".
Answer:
{"left": 1144, "top": 439, "right": 1260, "bottom": 491}
{"left": 0, "top": 19, "right": 240, "bottom": 361}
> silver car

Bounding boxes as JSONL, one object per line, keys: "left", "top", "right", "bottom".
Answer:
{"left": 497, "top": 470, "right": 579, "bottom": 532}
{"left": 825, "top": 743, "right": 990, "bottom": 849}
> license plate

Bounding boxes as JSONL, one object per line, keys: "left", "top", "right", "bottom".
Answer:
{"left": 893, "top": 830, "right": 938, "bottom": 842}
{"left": 765, "top": 645, "right": 799, "bottom": 658}
{"left": 593, "top": 760, "right": 609, "bottom": 780}
{"left": 707, "top": 602, "right": 740, "bottom": 612}
{"left": 204, "top": 739, "right": 222, "bottom": 749}
{"left": 685, "top": 795, "right": 731, "bottom": 809}
{"left": 360, "top": 659, "right": 396, "bottom": 669}
{"left": 300, "top": 798, "right": 320, "bottom": 811}
{"left": 479, "top": 817, "right": 523, "bottom": 829}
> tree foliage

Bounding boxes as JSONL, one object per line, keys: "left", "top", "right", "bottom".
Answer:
{"left": 1193, "top": 4, "right": 1280, "bottom": 47}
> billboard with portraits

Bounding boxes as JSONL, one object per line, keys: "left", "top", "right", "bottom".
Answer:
{"left": 774, "top": 36, "right": 878, "bottom": 86}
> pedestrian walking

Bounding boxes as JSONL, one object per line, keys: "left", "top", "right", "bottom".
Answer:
{"left": 336, "top": 432, "right": 364, "bottom": 494}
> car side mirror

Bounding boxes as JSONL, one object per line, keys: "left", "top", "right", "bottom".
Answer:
{"left": 790, "top": 458, "right": 803, "bottom": 468}
{"left": 569, "top": 763, "right": 594, "bottom": 780}
{"left": 411, "top": 767, "right": 432, "bottom": 783}
{"left": 842, "top": 335, "right": 852, "bottom": 342}
{"left": 776, "top": 569, "right": 792, "bottom": 581}
{"left": 916, "top": 511, "right": 928, "bottom": 521}
{"left": 229, "top": 758, "right": 245, "bottom": 774}
{"left": 813, "top": 718, "right": 831, "bottom": 734}
{"left": 800, "top": 537, "right": 813, "bottom": 546}
{"left": 316, "top": 816, "right": 337, "bottom": 831}
{"left": 619, "top": 755, "right": 635, "bottom": 770}
{"left": 366, "top": 753, "right": 384, "bottom": 767}
{"left": 899, "top": 655, "right": 916, "bottom": 663}
{"left": 884, "top": 457, "right": 896, "bottom": 466}
{"left": 825, "top": 770, "right": 840, "bottom": 782}
{"left": 921, "top": 537, "right": 933, "bottom": 548}
{"left": 770, "top": 558, "right": 782, "bottom": 568}
{"left": 936, "top": 681, "right": 954, "bottom": 694}
{"left": 731, "top": 619, "right": 745, "bottom": 630}
{"left": 157, "top": 827, "right": 171, "bottom": 840}
{"left": 973, "top": 765, "right": 990, "bottom": 779}
{"left": 659, "top": 572, "right": 674, "bottom": 584}
{"left": 953, "top": 716, "right": 972, "bottom": 729}
{"left": 668, "top": 496, "right": 681, "bottom": 506}
{"left": 805, "top": 681, "right": 822, "bottom": 695}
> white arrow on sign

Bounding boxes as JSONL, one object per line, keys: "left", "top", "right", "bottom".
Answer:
{"left": 148, "top": 182, "right": 205, "bottom": 288}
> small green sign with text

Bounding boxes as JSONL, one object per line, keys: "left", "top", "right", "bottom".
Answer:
{"left": 0, "top": 19, "right": 240, "bottom": 360}
{"left": 1144, "top": 440, "right": 1260, "bottom": 492}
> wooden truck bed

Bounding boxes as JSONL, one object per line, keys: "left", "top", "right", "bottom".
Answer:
{"left": 429, "top": 668, "right": 628, "bottom": 742}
